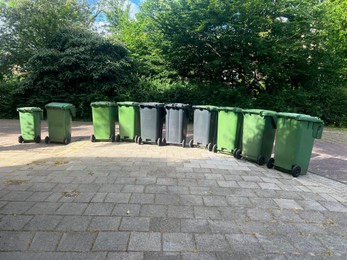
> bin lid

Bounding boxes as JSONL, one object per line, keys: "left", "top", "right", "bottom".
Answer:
{"left": 165, "top": 103, "right": 190, "bottom": 108}
{"left": 277, "top": 112, "right": 324, "bottom": 123}
{"left": 242, "top": 109, "right": 277, "bottom": 117}
{"left": 216, "top": 106, "right": 242, "bottom": 112}
{"left": 192, "top": 105, "right": 218, "bottom": 111}
{"left": 90, "top": 101, "right": 117, "bottom": 107}
{"left": 140, "top": 102, "right": 165, "bottom": 107}
{"left": 117, "top": 101, "right": 139, "bottom": 107}
{"left": 45, "top": 102, "right": 76, "bottom": 117}
{"left": 17, "top": 107, "right": 43, "bottom": 112}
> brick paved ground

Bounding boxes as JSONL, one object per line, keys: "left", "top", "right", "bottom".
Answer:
{"left": 0, "top": 120, "right": 346, "bottom": 259}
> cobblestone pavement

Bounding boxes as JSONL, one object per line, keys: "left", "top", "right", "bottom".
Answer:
{"left": 0, "top": 120, "right": 346, "bottom": 259}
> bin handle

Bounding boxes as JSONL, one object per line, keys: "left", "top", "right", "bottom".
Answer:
{"left": 312, "top": 123, "right": 323, "bottom": 139}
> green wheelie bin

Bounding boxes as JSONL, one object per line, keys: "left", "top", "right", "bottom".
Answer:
{"left": 90, "top": 101, "right": 117, "bottom": 142}
{"left": 17, "top": 107, "right": 43, "bottom": 143}
{"left": 267, "top": 113, "right": 324, "bottom": 177}
{"left": 215, "top": 107, "right": 243, "bottom": 154}
{"left": 117, "top": 101, "right": 140, "bottom": 142}
{"left": 190, "top": 105, "right": 218, "bottom": 150}
{"left": 237, "top": 109, "right": 277, "bottom": 165}
{"left": 45, "top": 102, "right": 76, "bottom": 145}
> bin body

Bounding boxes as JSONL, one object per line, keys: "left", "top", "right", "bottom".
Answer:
{"left": 193, "top": 106, "right": 218, "bottom": 147}
{"left": 17, "top": 107, "right": 43, "bottom": 142}
{"left": 140, "top": 102, "right": 166, "bottom": 143}
{"left": 165, "top": 103, "right": 190, "bottom": 145}
{"left": 274, "top": 113, "right": 323, "bottom": 175}
{"left": 216, "top": 107, "right": 243, "bottom": 154}
{"left": 117, "top": 101, "right": 140, "bottom": 140}
{"left": 91, "top": 101, "right": 116, "bottom": 141}
{"left": 45, "top": 102, "right": 76, "bottom": 144}
{"left": 242, "top": 109, "right": 277, "bottom": 163}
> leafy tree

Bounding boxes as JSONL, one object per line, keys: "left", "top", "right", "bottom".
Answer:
{"left": 21, "top": 28, "right": 135, "bottom": 118}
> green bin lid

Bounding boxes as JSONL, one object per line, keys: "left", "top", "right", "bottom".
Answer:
{"left": 140, "top": 102, "right": 165, "bottom": 107}
{"left": 17, "top": 107, "right": 43, "bottom": 112}
{"left": 90, "top": 101, "right": 117, "bottom": 107}
{"left": 277, "top": 112, "right": 323, "bottom": 123}
{"left": 165, "top": 103, "right": 190, "bottom": 108}
{"left": 117, "top": 101, "right": 139, "bottom": 107}
{"left": 216, "top": 106, "right": 242, "bottom": 112}
{"left": 192, "top": 105, "right": 218, "bottom": 111}
{"left": 45, "top": 102, "right": 76, "bottom": 117}
{"left": 242, "top": 109, "right": 277, "bottom": 117}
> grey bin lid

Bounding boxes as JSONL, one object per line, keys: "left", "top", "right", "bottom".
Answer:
{"left": 45, "top": 102, "right": 76, "bottom": 117}
{"left": 17, "top": 107, "right": 43, "bottom": 112}
{"left": 242, "top": 109, "right": 277, "bottom": 117}
{"left": 117, "top": 101, "right": 139, "bottom": 107}
{"left": 277, "top": 112, "right": 324, "bottom": 123}
{"left": 140, "top": 102, "right": 165, "bottom": 108}
{"left": 165, "top": 103, "right": 190, "bottom": 109}
{"left": 193, "top": 105, "right": 218, "bottom": 111}
{"left": 216, "top": 106, "right": 242, "bottom": 112}
{"left": 90, "top": 101, "right": 117, "bottom": 107}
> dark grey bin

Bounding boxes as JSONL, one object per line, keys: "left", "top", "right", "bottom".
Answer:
{"left": 137, "top": 102, "right": 166, "bottom": 145}
{"left": 190, "top": 105, "right": 218, "bottom": 150}
{"left": 164, "top": 103, "right": 190, "bottom": 147}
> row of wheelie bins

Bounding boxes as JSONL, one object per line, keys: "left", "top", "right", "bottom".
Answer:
{"left": 17, "top": 102, "right": 323, "bottom": 177}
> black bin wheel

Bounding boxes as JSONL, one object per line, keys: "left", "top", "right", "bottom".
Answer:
{"left": 91, "top": 134, "right": 96, "bottom": 142}
{"left": 182, "top": 139, "right": 186, "bottom": 148}
{"left": 234, "top": 149, "right": 242, "bottom": 159}
{"left": 157, "top": 138, "right": 162, "bottom": 146}
{"left": 292, "top": 165, "right": 301, "bottom": 177}
{"left": 110, "top": 134, "right": 115, "bottom": 142}
{"left": 207, "top": 143, "right": 212, "bottom": 151}
{"left": 18, "top": 136, "right": 24, "bottom": 144}
{"left": 137, "top": 136, "right": 142, "bottom": 144}
{"left": 64, "top": 138, "right": 69, "bottom": 145}
{"left": 34, "top": 135, "right": 41, "bottom": 143}
{"left": 267, "top": 158, "right": 275, "bottom": 169}
{"left": 44, "top": 136, "right": 50, "bottom": 144}
{"left": 115, "top": 134, "right": 120, "bottom": 142}
{"left": 161, "top": 138, "right": 166, "bottom": 146}
{"left": 189, "top": 139, "right": 194, "bottom": 148}
{"left": 257, "top": 155, "right": 266, "bottom": 165}
{"left": 134, "top": 135, "right": 138, "bottom": 143}
{"left": 212, "top": 144, "right": 217, "bottom": 153}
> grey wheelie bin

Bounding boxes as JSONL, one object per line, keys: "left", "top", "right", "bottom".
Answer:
{"left": 267, "top": 113, "right": 324, "bottom": 177}
{"left": 45, "top": 102, "right": 76, "bottom": 144}
{"left": 237, "top": 109, "right": 277, "bottom": 165}
{"left": 190, "top": 105, "right": 218, "bottom": 150}
{"left": 137, "top": 102, "right": 166, "bottom": 145}
{"left": 90, "top": 101, "right": 117, "bottom": 142}
{"left": 117, "top": 101, "right": 140, "bottom": 142}
{"left": 17, "top": 107, "right": 43, "bottom": 143}
{"left": 164, "top": 103, "right": 190, "bottom": 147}
{"left": 216, "top": 107, "right": 243, "bottom": 154}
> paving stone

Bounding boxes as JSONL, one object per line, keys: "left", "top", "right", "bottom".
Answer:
{"left": 203, "top": 196, "right": 228, "bottom": 207}
{"left": 26, "top": 202, "right": 62, "bottom": 214}
{"left": 140, "top": 205, "right": 167, "bottom": 217}
{"left": 258, "top": 182, "right": 281, "bottom": 190}
{"left": 27, "top": 183, "right": 56, "bottom": 192}
{"left": 163, "top": 233, "right": 195, "bottom": 251}
{"left": 295, "top": 200, "right": 327, "bottom": 211}
{"left": 194, "top": 206, "right": 222, "bottom": 219}
{"left": 24, "top": 215, "right": 63, "bottom": 231}
{"left": 181, "top": 219, "right": 210, "bottom": 233}
{"left": 108, "top": 252, "right": 144, "bottom": 260}
{"left": 26, "top": 191, "right": 52, "bottom": 202}
{"left": 56, "top": 203, "right": 88, "bottom": 215}
{"left": 72, "top": 193, "right": 95, "bottom": 203}
{"left": 0, "top": 231, "right": 34, "bottom": 251}
{"left": 195, "top": 234, "right": 230, "bottom": 251}
{"left": 250, "top": 198, "right": 278, "bottom": 209}
{"left": 226, "top": 196, "right": 252, "bottom": 208}
{"left": 143, "top": 251, "right": 181, "bottom": 260}
{"left": 155, "top": 194, "right": 180, "bottom": 205}
{"left": 57, "top": 232, "right": 97, "bottom": 252}
{"left": 122, "top": 185, "right": 145, "bottom": 193}
{"left": 208, "top": 220, "right": 240, "bottom": 234}
{"left": 237, "top": 181, "right": 259, "bottom": 189}
{"left": 0, "top": 252, "right": 107, "bottom": 260}
{"left": 128, "top": 232, "right": 161, "bottom": 251}
{"left": 225, "top": 233, "right": 264, "bottom": 255}
{"left": 84, "top": 203, "right": 114, "bottom": 216}
{"left": 56, "top": 216, "right": 92, "bottom": 231}
{"left": 274, "top": 199, "right": 304, "bottom": 210}
{"left": 167, "top": 186, "right": 190, "bottom": 195}
{"left": 319, "top": 201, "right": 347, "bottom": 212}
{"left": 157, "top": 178, "right": 177, "bottom": 186}
{"left": 150, "top": 217, "right": 181, "bottom": 232}
{"left": 29, "top": 232, "right": 62, "bottom": 251}
{"left": 168, "top": 205, "right": 194, "bottom": 218}
{"left": 0, "top": 201, "right": 35, "bottom": 214}
{"left": 271, "top": 208, "right": 303, "bottom": 223}
{"left": 182, "top": 252, "right": 216, "bottom": 260}
{"left": 92, "top": 231, "right": 129, "bottom": 251}
{"left": 112, "top": 204, "right": 140, "bottom": 217}
{"left": 1, "top": 191, "right": 33, "bottom": 201}
{"left": 247, "top": 208, "right": 274, "bottom": 222}
{"left": 0, "top": 215, "right": 33, "bottom": 230}
{"left": 180, "top": 195, "right": 203, "bottom": 206}
{"left": 105, "top": 193, "right": 131, "bottom": 203}
{"left": 98, "top": 184, "right": 124, "bottom": 193}
{"left": 88, "top": 216, "right": 121, "bottom": 231}
{"left": 91, "top": 193, "right": 107, "bottom": 203}
{"left": 119, "top": 217, "right": 150, "bottom": 231}
{"left": 115, "top": 177, "right": 136, "bottom": 185}
{"left": 130, "top": 193, "right": 155, "bottom": 204}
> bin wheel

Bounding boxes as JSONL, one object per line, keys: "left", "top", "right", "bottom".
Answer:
{"left": 189, "top": 139, "right": 194, "bottom": 148}
{"left": 137, "top": 136, "right": 142, "bottom": 144}
{"left": 134, "top": 135, "right": 138, "bottom": 143}
{"left": 291, "top": 165, "right": 301, "bottom": 177}
{"left": 18, "top": 136, "right": 24, "bottom": 144}
{"left": 157, "top": 138, "right": 162, "bottom": 146}
{"left": 212, "top": 144, "right": 217, "bottom": 153}
{"left": 110, "top": 134, "right": 116, "bottom": 142}
{"left": 257, "top": 155, "right": 265, "bottom": 165}
{"left": 44, "top": 136, "right": 50, "bottom": 144}
{"left": 115, "top": 134, "right": 120, "bottom": 142}
{"left": 91, "top": 134, "right": 96, "bottom": 142}
{"left": 161, "top": 138, "right": 166, "bottom": 146}
{"left": 64, "top": 138, "right": 68, "bottom": 145}
{"left": 34, "top": 135, "right": 41, "bottom": 143}
{"left": 234, "top": 149, "right": 242, "bottom": 159}
{"left": 207, "top": 143, "right": 212, "bottom": 151}
{"left": 267, "top": 158, "right": 274, "bottom": 169}
{"left": 182, "top": 139, "right": 186, "bottom": 148}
